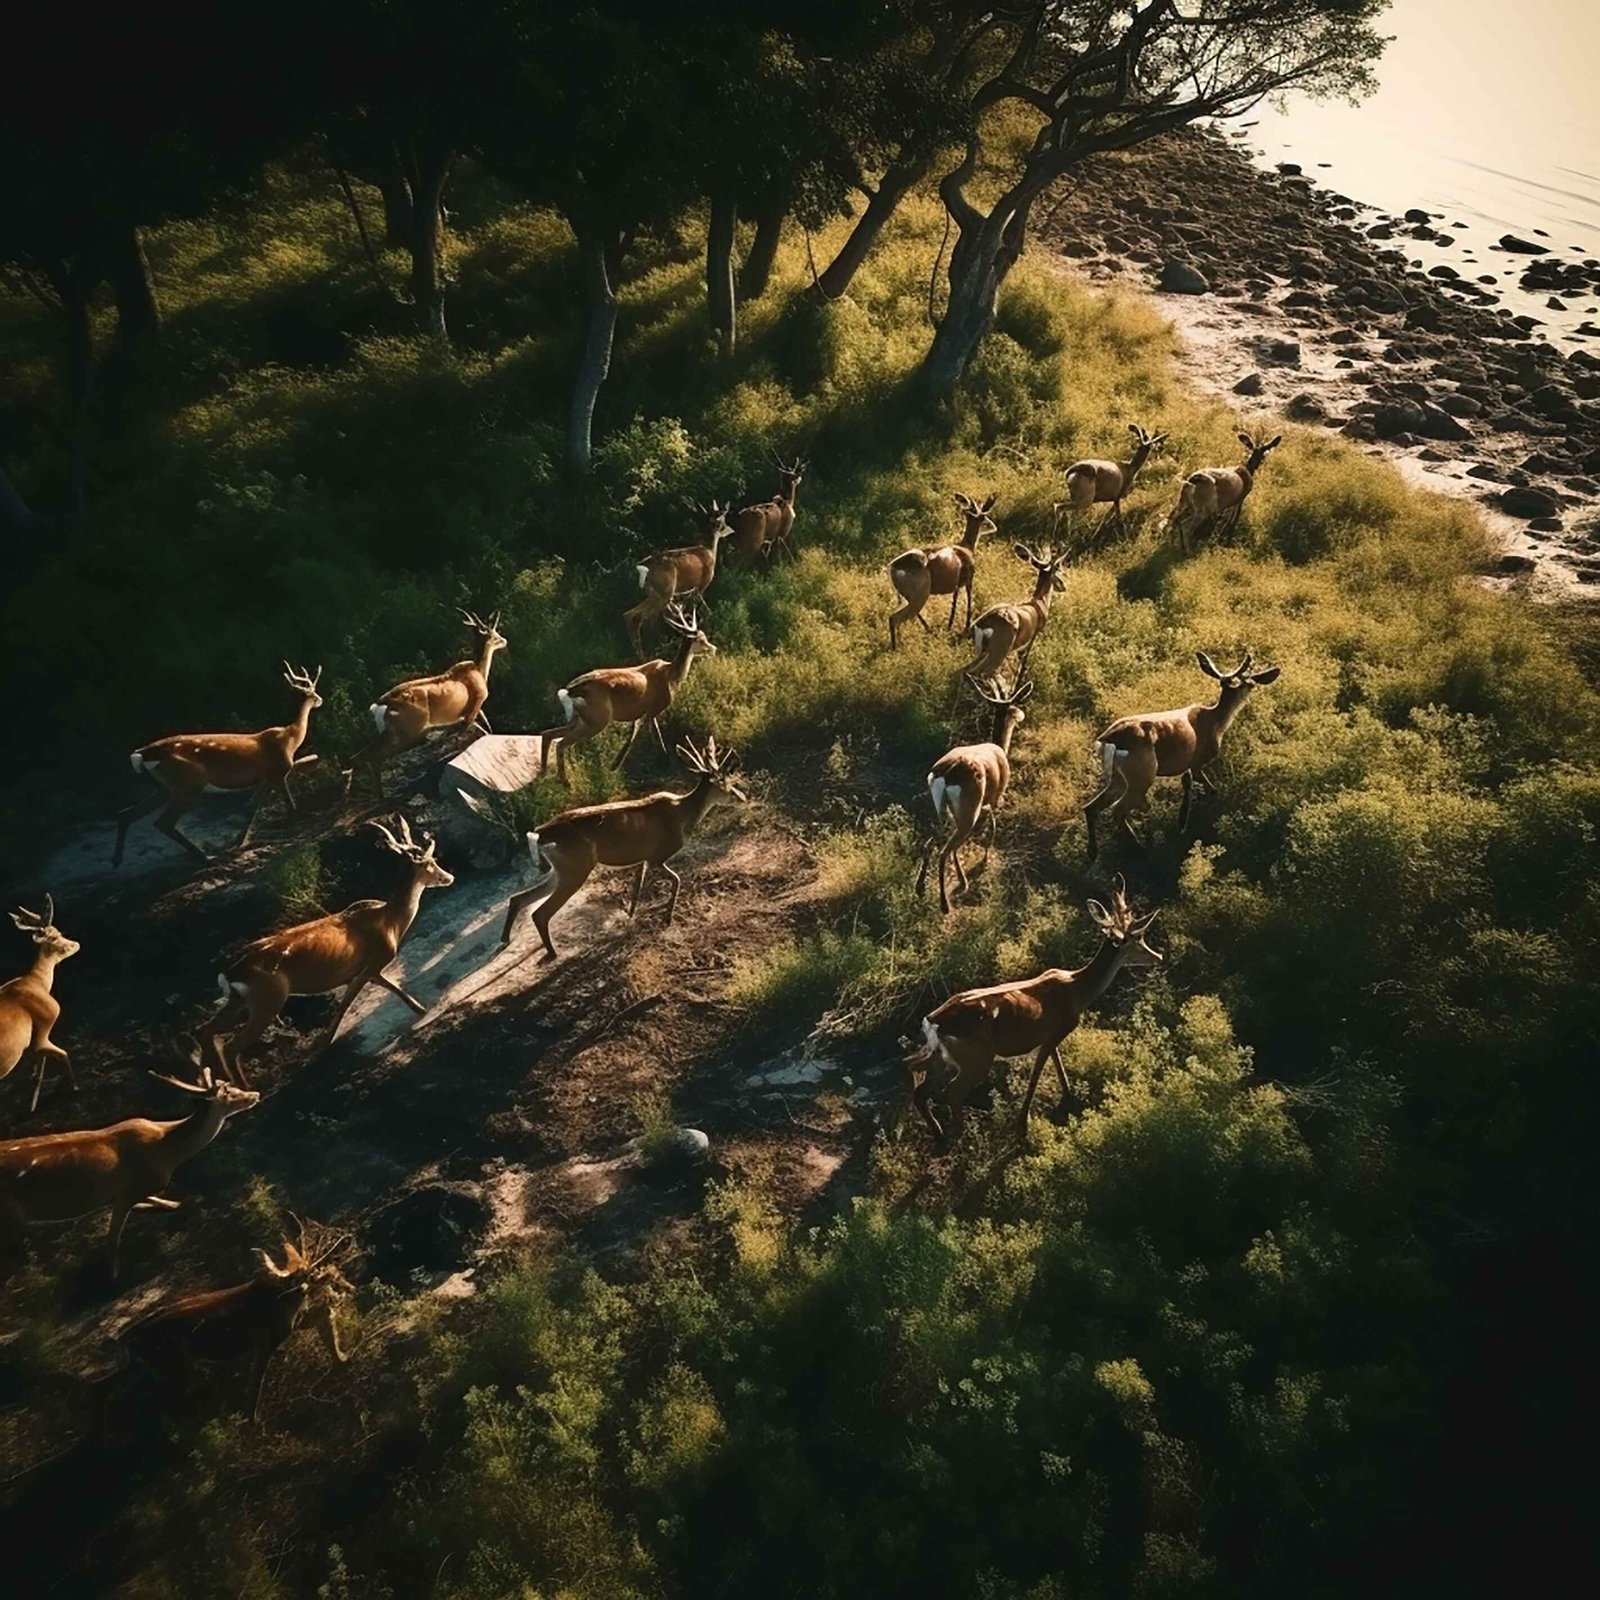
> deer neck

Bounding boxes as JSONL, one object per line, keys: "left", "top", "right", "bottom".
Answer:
{"left": 1238, "top": 460, "right": 1258, "bottom": 489}
{"left": 386, "top": 869, "right": 429, "bottom": 938}
{"left": 1122, "top": 444, "right": 1151, "bottom": 484}
{"left": 477, "top": 639, "right": 500, "bottom": 682}
{"left": 1207, "top": 684, "right": 1251, "bottom": 737}
{"left": 782, "top": 477, "right": 800, "bottom": 511}
{"left": 166, "top": 1100, "right": 232, "bottom": 1164}
{"left": 960, "top": 518, "right": 985, "bottom": 553}
{"left": 1070, "top": 937, "right": 1131, "bottom": 1006}
{"left": 1030, "top": 571, "right": 1057, "bottom": 618}
{"left": 669, "top": 638, "right": 699, "bottom": 693}
{"left": 27, "top": 949, "right": 64, "bottom": 993}
{"left": 678, "top": 775, "right": 718, "bottom": 833}
{"left": 285, "top": 693, "right": 316, "bottom": 754}
{"left": 995, "top": 710, "right": 1019, "bottom": 755}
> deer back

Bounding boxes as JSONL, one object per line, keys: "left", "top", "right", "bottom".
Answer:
{"left": 121, "top": 1275, "right": 305, "bottom": 1366}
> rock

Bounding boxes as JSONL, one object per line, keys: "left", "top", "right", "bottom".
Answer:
{"left": 1286, "top": 393, "right": 1326, "bottom": 421}
{"left": 1329, "top": 328, "right": 1364, "bottom": 344}
{"left": 442, "top": 734, "right": 545, "bottom": 802}
{"left": 1277, "top": 162, "right": 1303, "bottom": 176}
{"left": 1466, "top": 463, "right": 1503, "bottom": 481}
{"left": 1341, "top": 416, "right": 1378, "bottom": 442}
{"left": 1548, "top": 297, "right": 1568, "bottom": 311}
{"left": 1281, "top": 289, "right": 1322, "bottom": 307}
{"left": 1528, "top": 517, "right": 1565, "bottom": 533}
{"left": 1438, "top": 392, "right": 1482, "bottom": 417}
{"left": 1497, "top": 553, "right": 1537, "bottom": 574}
{"left": 636, "top": 1127, "right": 712, "bottom": 1186}
{"left": 1403, "top": 207, "right": 1431, "bottom": 224}
{"left": 1262, "top": 340, "right": 1301, "bottom": 365}
{"left": 1427, "top": 264, "right": 1459, "bottom": 280}
{"left": 1477, "top": 274, "right": 1498, "bottom": 285}
{"left": 1499, "top": 235, "right": 1550, "bottom": 254}
{"left": 1500, "top": 486, "right": 1559, "bottom": 518}
{"left": 1158, "top": 258, "right": 1210, "bottom": 294}
{"left": 369, "top": 1183, "right": 489, "bottom": 1283}
{"left": 1232, "top": 372, "right": 1266, "bottom": 396}
{"left": 1373, "top": 399, "right": 1470, "bottom": 442}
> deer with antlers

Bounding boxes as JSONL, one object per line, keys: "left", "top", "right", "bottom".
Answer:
{"left": 1, "top": 897, "right": 80, "bottom": 1114}
{"left": 1169, "top": 431, "right": 1282, "bottom": 550}
{"left": 537, "top": 605, "right": 716, "bottom": 783}
{"left": 625, "top": 500, "right": 731, "bottom": 656}
{"left": 501, "top": 736, "right": 747, "bottom": 959}
{"left": 1085, "top": 651, "right": 1281, "bottom": 859}
{"left": 888, "top": 492, "right": 997, "bottom": 648}
{"left": 113, "top": 663, "right": 324, "bottom": 867}
{"left": 351, "top": 609, "right": 507, "bottom": 798}
{"left": 916, "top": 674, "right": 1032, "bottom": 914}
{"left": 964, "top": 543, "right": 1069, "bottom": 681}
{"left": 728, "top": 451, "right": 806, "bottom": 565}
{"left": 116, "top": 1218, "right": 354, "bottom": 1423}
{"left": 0, "top": 1066, "right": 259, "bottom": 1280}
{"left": 198, "top": 816, "right": 454, "bottom": 1085}
{"left": 900, "top": 876, "right": 1162, "bottom": 1144}
{"left": 1060, "top": 423, "right": 1168, "bottom": 543}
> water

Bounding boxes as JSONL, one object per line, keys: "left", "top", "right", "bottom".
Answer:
{"left": 1238, "top": 0, "right": 1600, "bottom": 345}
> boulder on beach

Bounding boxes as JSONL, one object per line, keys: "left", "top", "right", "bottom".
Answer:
{"left": 1232, "top": 372, "right": 1265, "bottom": 396}
{"left": 1499, "top": 486, "right": 1559, "bottom": 518}
{"left": 1404, "top": 208, "right": 1432, "bottom": 224}
{"left": 1158, "top": 257, "right": 1210, "bottom": 294}
{"left": 1499, "top": 235, "right": 1549, "bottom": 254}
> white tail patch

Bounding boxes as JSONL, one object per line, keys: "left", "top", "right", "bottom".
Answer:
{"left": 129, "top": 750, "right": 148, "bottom": 775}
{"left": 930, "top": 777, "right": 957, "bottom": 818}
{"left": 636, "top": 565, "right": 650, "bottom": 589}
{"left": 369, "top": 702, "right": 389, "bottom": 734}
{"left": 557, "top": 689, "right": 576, "bottom": 723}
{"left": 526, "top": 830, "right": 543, "bottom": 866}
{"left": 974, "top": 627, "right": 992, "bottom": 653}
{"left": 1097, "top": 741, "right": 1115, "bottom": 779}
{"left": 920, "top": 1015, "right": 957, "bottom": 1074}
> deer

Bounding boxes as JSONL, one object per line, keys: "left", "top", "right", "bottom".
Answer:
{"left": 501, "top": 735, "right": 747, "bottom": 959}
{"left": 1085, "top": 651, "right": 1282, "bottom": 859}
{"left": 116, "top": 1219, "right": 354, "bottom": 1424}
{"left": 0, "top": 1066, "right": 259, "bottom": 1280}
{"left": 1059, "top": 423, "right": 1168, "bottom": 543}
{"left": 899, "top": 875, "right": 1162, "bottom": 1144}
{"left": 887, "top": 492, "right": 997, "bottom": 648}
{"left": 113, "top": 663, "right": 324, "bottom": 868}
{"left": 350, "top": 609, "right": 507, "bottom": 798}
{"left": 1, "top": 897, "right": 80, "bottom": 1114}
{"left": 1169, "top": 432, "right": 1282, "bottom": 550}
{"left": 624, "top": 500, "right": 730, "bottom": 656}
{"left": 197, "top": 815, "right": 454, "bottom": 1086}
{"left": 915, "top": 674, "right": 1033, "bottom": 914}
{"left": 728, "top": 451, "right": 806, "bottom": 565}
{"left": 537, "top": 605, "right": 716, "bottom": 783}
{"left": 964, "top": 544, "right": 1069, "bottom": 681}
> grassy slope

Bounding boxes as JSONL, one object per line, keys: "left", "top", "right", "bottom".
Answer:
{"left": 2, "top": 157, "right": 1598, "bottom": 1596}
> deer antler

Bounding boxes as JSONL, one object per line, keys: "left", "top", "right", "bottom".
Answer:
{"left": 10, "top": 894, "right": 53, "bottom": 931}
{"left": 368, "top": 814, "right": 419, "bottom": 856}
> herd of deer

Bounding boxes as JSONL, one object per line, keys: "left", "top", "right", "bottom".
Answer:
{"left": 0, "top": 428, "right": 1284, "bottom": 1417}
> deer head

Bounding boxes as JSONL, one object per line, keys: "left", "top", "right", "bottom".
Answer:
{"left": 954, "top": 491, "right": 999, "bottom": 537}
{"left": 1237, "top": 432, "right": 1283, "bottom": 472}
{"left": 9, "top": 894, "right": 80, "bottom": 964}
{"left": 676, "top": 735, "right": 748, "bottom": 803}
{"left": 1086, "top": 874, "right": 1163, "bottom": 968}
{"left": 1011, "top": 542, "right": 1069, "bottom": 594}
{"left": 968, "top": 671, "right": 1034, "bottom": 740}
{"left": 369, "top": 814, "right": 455, "bottom": 888}
{"left": 1196, "top": 649, "right": 1282, "bottom": 699}
{"left": 459, "top": 609, "right": 508, "bottom": 657}
{"left": 686, "top": 498, "right": 731, "bottom": 542}
{"left": 769, "top": 449, "right": 807, "bottom": 495}
{"left": 147, "top": 1063, "right": 262, "bottom": 1116}
{"left": 663, "top": 603, "right": 718, "bottom": 659}
{"left": 282, "top": 662, "right": 324, "bottom": 708}
{"left": 1127, "top": 423, "right": 1169, "bottom": 464}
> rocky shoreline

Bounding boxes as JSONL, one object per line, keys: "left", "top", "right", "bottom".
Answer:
{"left": 1039, "top": 129, "right": 1600, "bottom": 594}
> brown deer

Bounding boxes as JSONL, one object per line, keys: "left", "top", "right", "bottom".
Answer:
{"left": 915, "top": 675, "right": 1033, "bottom": 913}
{"left": 198, "top": 816, "right": 454, "bottom": 1085}
{"left": 1169, "top": 432, "right": 1281, "bottom": 550}
{"left": 0, "top": 1067, "right": 259, "bottom": 1280}
{"left": 501, "top": 735, "right": 747, "bottom": 959}
{"left": 624, "top": 500, "right": 730, "bottom": 655}
{"left": 114, "top": 663, "right": 324, "bottom": 867}
{"left": 964, "top": 544, "right": 1068, "bottom": 681}
{"left": 1, "top": 897, "right": 80, "bottom": 1114}
{"left": 1060, "top": 423, "right": 1167, "bottom": 541}
{"left": 1085, "top": 651, "right": 1281, "bottom": 859}
{"left": 351, "top": 609, "right": 507, "bottom": 797}
{"left": 900, "top": 876, "right": 1161, "bottom": 1144}
{"left": 728, "top": 451, "right": 806, "bottom": 565}
{"left": 536, "top": 605, "right": 716, "bottom": 783}
{"left": 887, "top": 492, "right": 997, "bottom": 648}
{"left": 116, "top": 1220, "right": 354, "bottom": 1424}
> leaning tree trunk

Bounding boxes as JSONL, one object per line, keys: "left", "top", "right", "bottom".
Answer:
{"left": 706, "top": 193, "right": 738, "bottom": 355}
{"left": 401, "top": 143, "right": 453, "bottom": 340}
{"left": 106, "top": 226, "right": 159, "bottom": 347}
{"left": 567, "top": 225, "right": 621, "bottom": 476}
{"left": 815, "top": 155, "right": 927, "bottom": 299}
{"left": 740, "top": 200, "right": 785, "bottom": 301}
{"left": 378, "top": 157, "right": 414, "bottom": 248}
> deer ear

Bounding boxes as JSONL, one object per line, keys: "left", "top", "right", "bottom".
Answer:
{"left": 982, "top": 492, "right": 997, "bottom": 512}
{"left": 1250, "top": 665, "right": 1282, "bottom": 685}
{"left": 1129, "top": 423, "right": 1142, "bottom": 437}
{"left": 1238, "top": 432, "right": 1253, "bottom": 448}
{"left": 1196, "top": 651, "right": 1223, "bottom": 679}
{"left": 1267, "top": 435, "right": 1282, "bottom": 449}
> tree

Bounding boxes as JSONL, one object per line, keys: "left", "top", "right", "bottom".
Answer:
{"left": 916, "top": 0, "right": 1387, "bottom": 395}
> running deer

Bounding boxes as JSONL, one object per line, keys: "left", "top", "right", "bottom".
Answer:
{"left": 915, "top": 675, "right": 1033, "bottom": 913}
{"left": 728, "top": 451, "right": 806, "bottom": 565}
{"left": 1060, "top": 423, "right": 1167, "bottom": 541}
{"left": 0, "top": 1066, "right": 259, "bottom": 1280}
{"left": 114, "top": 663, "right": 324, "bottom": 867}
{"left": 1085, "top": 651, "right": 1281, "bottom": 859}
{"left": 198, "top": 816, "right": 454, "bottom": 1085}
{"left": 500, "top": 735, "right": 747, "bottom": 959}
{"left": 625, "top": 500, "right": 730, "bottom": 655}
{"left": 537, "top": 605, "right": 716, "bottom": 783}
{"left": 351, "top": 609, "right": 507, "bottom": 797}
{"left": 1, "top": 897, "right": 80, "bottom": 1114}
{"left": 887, "top": 492, "right": 997, "bottom": 648}
{"left": 117, "top": 1219, "right": 354, "bottom": 1423}
{"left": 964, "top": 544, "right": 1068, "bottom": 681}
{"left": 1169, "top": 432, "right": 1281, "bottom": 550}
{"left": 900, "top": 876, "right": 1161, "bottom": 1143}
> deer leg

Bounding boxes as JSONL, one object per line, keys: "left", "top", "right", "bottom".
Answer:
{"left": 650, "top": 717, "right": 668, "bottom": 755}
{"left": 536, "top": 723, "right": 568, "bottom": 778}
{"left": 937, "top": 843, "right": 953, "bottom": 915}
{"left": 1051, "top": 1045, "right": 1069, "bottom": 1102}
{"left": 474, "top": 710, "right": 493, "bottom": 734}
{"left": 946, "top": 589, "right": 961, "bottom": 630}
{"left": 501, "top": 883, "right": 551, "bottom": 947}
{"left": 323, "top": 977, "right": 372, "bottom": 1044}
{"left": 279, "top": 773, "right": 298, "bottom": 814}
{"left": 980, "top": 804, "right": 999, "bottom": 864}
{"left": 1178, "top": 769, "right": 1196, "bottom": 831}
{"left": 1197, "top": 764, "right": 1218, "bottom": 794}
{"left": 197, "top": 996, "right": 250, "bottom": 1083}
{"left": 530, "top": 873, "right": 587, "bottom": 961}
{"left": 1017, "top": 1045, "right": 1054, "bottom": 1130}
{"left": 659, "top": 861, "right": 684, "bottom": 923}
{"left": 612, "top": 719, "right": 643, "bottom": 770}
{"left": 233, "top": 785, "right": 270, "bottom": 852}
{"left": 28, "top": 1044, "right": 72, "bottom": 1113}
{"left": 914, "top": 834, "right": 940, "bottom": 897}
{"left": 107, "top": 1200, "right": 134, "bottom": 1283}
{"left": 962, "top": 580, "right": 974, "bottom": 634}
{"left": 951, "top": 837, "right": 971, "bottom": 893}
{"left": 250, "top": 1348, "right": 274, "bottom": 1425}
{"left": 888, "top": 598, "right": 915, "bottom": 649}
{"left": 370, "top": 969, "right": 428, "bottom": 1016}
{"left": 1084, "top": 767, "right": 1129, "bottom": 862}
{"left": 627, "top": 861, "right": 649, "bottom": 918}
{"left": 155, "top": 798, "right": 210, "bottom": 863}
{"left": 112, "top": 790, "right": 164, "bottom": 867}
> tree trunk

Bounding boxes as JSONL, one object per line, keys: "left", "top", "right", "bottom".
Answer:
{"left": 815, "top": 156, "right": 926, "bottom": 299}
{"left": 402, "top": 144, "right": 452, "bottom": 340}
{"left": 44, "top": 255, "right": 101, "bottom": 521}
{"left": 106, "top": 227, "right": 159, "bottom": 347}
{"left": 740, "top": 200, "right": 784, "bottom": 301}
{"left": 568, "top": 225, "right": 621, "bottom": 477}
{"left": 378, "top": 158, "right": 413, "bottom": 248}
{"left": 706, "top": 193, "right": 738, "bottom": 355}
